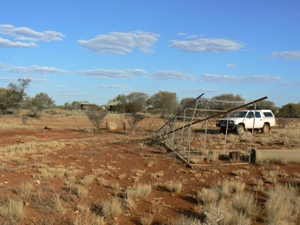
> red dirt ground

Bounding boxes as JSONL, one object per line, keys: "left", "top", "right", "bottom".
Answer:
{"left": 0, "top": 113, "right": 299, "bottom": 225}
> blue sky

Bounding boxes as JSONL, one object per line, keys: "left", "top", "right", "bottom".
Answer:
{"left": 0, "top": 0, "right": 299, "bottom": 107}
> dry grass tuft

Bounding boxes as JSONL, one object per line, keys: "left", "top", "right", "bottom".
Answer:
{"left": 96, "top": 198, "right": 122, "bottom": 219}
{"left": 155, "top": 180, "right": 182, "bottom": 193}
{"left": 12, "top": 181, "right": 34, "bottom": 196}
{"left": 266, "top": 184, "right": 300, "bottom": 224}
{"left": 0, "top": 198, "right": 24, "bottom": 223}
{"left": 197, "top": 188, "right": 219, "bottom": 207}
{"left": 79, "top": 174, "right": 95, "bottom": 185}
{"left": 125, "top": 183, "right": 152, "bottom": 199}
{"left": 232, "top": 169, "right": 250, "bottom": 176}
{"left": 139, "top": 213, "right": 154, "bottom": 225}
{"left": 73, "top": 213, "right": 105, "bottom": 225}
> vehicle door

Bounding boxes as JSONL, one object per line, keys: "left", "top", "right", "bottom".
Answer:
{"left": 246, "top": 111, "right": 264, "bottom": 128}
{"left": 245, "top": 111, "right": 264, "bottom": 129}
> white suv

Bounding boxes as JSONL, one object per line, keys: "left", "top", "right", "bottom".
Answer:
{"left": 216, "top": 109, "right": 276, "bottom": 134}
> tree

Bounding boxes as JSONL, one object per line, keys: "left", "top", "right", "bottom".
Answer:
{"left": 179, "top": 97, "right": 198, "bottom": 118}
{"left": 71, "top": 101, "right": 81, "bottom": 110}
{"left": 254, "top": 100, "right": 278, "bottom": 112}
{"left": 124, "top": 92, "right": 149, "bottom": 113}
{"left": 27, "top": 92, "right": 55, "bottom": 115}
{"left": 7, "top": 78, "right": 31, "bottom": 109}
{"left": 113, "top": 92, "right": 148, "bottom": 113}
{"left": 180, "top": 97, "right": 195, "bottom": 109}
{"left": 278, "top": 103, "right": 300, "bottom": 118}
{"left": 0, "top": 88, "right": 10, "bottom": 113}
{"left": 86, "top": 106, "right": 108, "bottom": 132}
{"left": 148, "top": 91, "right": 179, "bottom": 116}
{"left": 113, "top": 92, "right": 149, "bottom": 135}
{"left": 127, "top": 113, "right": 147, "bottom": 136}
{"left": 210, "top": 93, "right": 245, "bottom": 110}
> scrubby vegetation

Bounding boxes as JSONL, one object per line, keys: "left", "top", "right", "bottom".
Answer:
{"left": 0, "top": 78, "right": 299, "bottom": 224}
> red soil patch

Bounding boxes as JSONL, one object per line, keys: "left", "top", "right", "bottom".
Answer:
{"left": 0, "top": 114, "right": 299, "bottom": 224}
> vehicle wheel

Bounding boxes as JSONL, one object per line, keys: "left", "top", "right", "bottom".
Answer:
{"left": 236, "top": 124, "right": 245, "bottom": 135}
{"left": 262, "top": 123, "right": 270, "bottom": 133}
{"left": 220, "top": 127, "right": 227, "bottom": 134}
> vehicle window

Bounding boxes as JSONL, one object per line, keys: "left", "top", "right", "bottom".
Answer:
{"left": 255, "top": 112, "right": 261, "bottom": 118}
{"left": 231, "top": 111, "right": 247, "bottom": 117}
{"left": 247, "top": 112, "right": 254, "bottom": 118}
{"left": 263, "top": 112, "right": 274, "bottom": 117}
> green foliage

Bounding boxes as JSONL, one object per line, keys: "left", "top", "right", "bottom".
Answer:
{"left": 114, "top": 92, "right": 149, "bottom": 113}
{"left": 148, "top": 91, "right": 179, "bottom": 115}
{"left": 180, "top": 97, "right": 195, "bottom": 109}
{"left": 26, "top": 92, "right": 55, "bottom": 114}
{"left": 7, "top": 78, "right": 31, "bottom": 109}
{"left": 211, "top": 93, "right": 245, "bottom": 110}
{"left": 0, "top": 87, "right": 20, "bottom": 113}
{"left": 278, "top": 102, "right": 300, "bottom": 118}
{"left": 63, "top": 101, "right": 81, "bottom": 110}
{"left": 254, "top": 100, "right": 277, "bottom": 111}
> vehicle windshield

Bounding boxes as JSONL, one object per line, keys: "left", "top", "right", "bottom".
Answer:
{"left": 230, "top": 111, "right": 247, "bottom": 118}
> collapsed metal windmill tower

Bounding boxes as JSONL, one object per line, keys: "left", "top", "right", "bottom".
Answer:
{"left": 151, "top": 93, "right": 267, "bottom": 167}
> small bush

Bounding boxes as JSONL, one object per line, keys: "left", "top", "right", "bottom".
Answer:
{"left": 277, "top": 118, "right": 288, "bottom": 128}
{"left": 217, "top": 180, "right": 245, "bottom": 198}
{"left": 266, "top": 184, "right": 300, "bottom": 224}
{"left": 0, "top": 198, "right": 24, "bottom": 223}
{"left": 12, "top": 181, "right": 34, "bottom": 196}
{"left": 125, "top": 183, "right": 152, "bottom": 199}
{"left": 197, "top": 188, "right": 219, "bottom": 207}
{"left": 139, "top": 213, "right": 154, "bottom": 225}
{"left": 99, "top": 198, "right": 122, "bottom": 219}
{"left": 79, "top": 174, "right": 95, "bottom": 185}
{"left": 253, "top": 178, "right": 265, "bottom": 192}
{"left": 124, "top": 197, "right": 136, "bottom": 210}
{"left": 173, "top": 215, "right": 202, "bottom": 225}
{"left": 232, "top": 169, "right": 249, "bottom": 176}
{"left": 73, "top": 213, "right": 105, "bottom": 225}
{"left": 155, "top": 180, "right": 182, "bottom": 193}
{"left": 86, "top": 107, "right": 108, "bottom": 132}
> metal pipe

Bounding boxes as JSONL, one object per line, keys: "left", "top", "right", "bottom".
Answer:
{"left": 251, "top": 149, "right": 300, "bottom": 163}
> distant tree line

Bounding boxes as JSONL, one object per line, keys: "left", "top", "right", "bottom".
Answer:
{"left": 1, "top": 78, "right": 300, "bottom": 118}
{"left": 103, "top": 92, "right": 300, "bottom": 118}
{"left": 0, "top": 78, "right": 54, "bottom": 116}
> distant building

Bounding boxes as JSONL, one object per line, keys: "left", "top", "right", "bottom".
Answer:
{"left": 103, "top": 100, "right": 120, "bottom": 111}
{"left": 80, "top": 101, "right": 95, "bottom": 110}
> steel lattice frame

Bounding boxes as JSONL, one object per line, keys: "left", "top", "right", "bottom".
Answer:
{"left": 153, "top": 94, "right": 267, "bottom": 167}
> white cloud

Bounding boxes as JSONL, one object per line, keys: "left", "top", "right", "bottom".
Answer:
{"left": 150, "top": 70, "right": 196, "bottom": 80}
{"left": 267, "top": 51, "right": 300, "bottom": 60}
{"left": 77, "top": 31, "right": 159, "bottom": 54}
{"left": 99, "top": 84, "right": 131, "bottom": 89}
{"left": 0, "top": 77, "right": 48, "bottom": 82}
{"left": 0, "top": 24, "right": 65, "bottom": 42}
{"left": 179, "top": 88, "right": 218, "bottom": 93}
{"left": 169, "top": 38, "right": 244, "bottom": 52}
{"left": 186, "top": 34, "right": 199, "bottom": 39}
{"left": 54, "top": 85, "right": 67, "bottom": 88}
{"left": 3, "top": 65, "right": 70, "bottom": 74}
{"left": 77, "top": 68, "right": 147, "bottom": 79}
{"left": 226, "top": 63, "right": 237, "bottom": 67}
{"left": 0, "top": 77, "right": 16, "bottom": 82}
{"left": 278, "top": 81, "right": 300, "bottom": 86}
{"left": 200, "top": 74, "right": 282, "bottom": 83}
{"left": 26, "top": 77, "right": 49, "bottom": 82}
{"left": 0, "top": 37, "right": 37, "bottom": 48}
